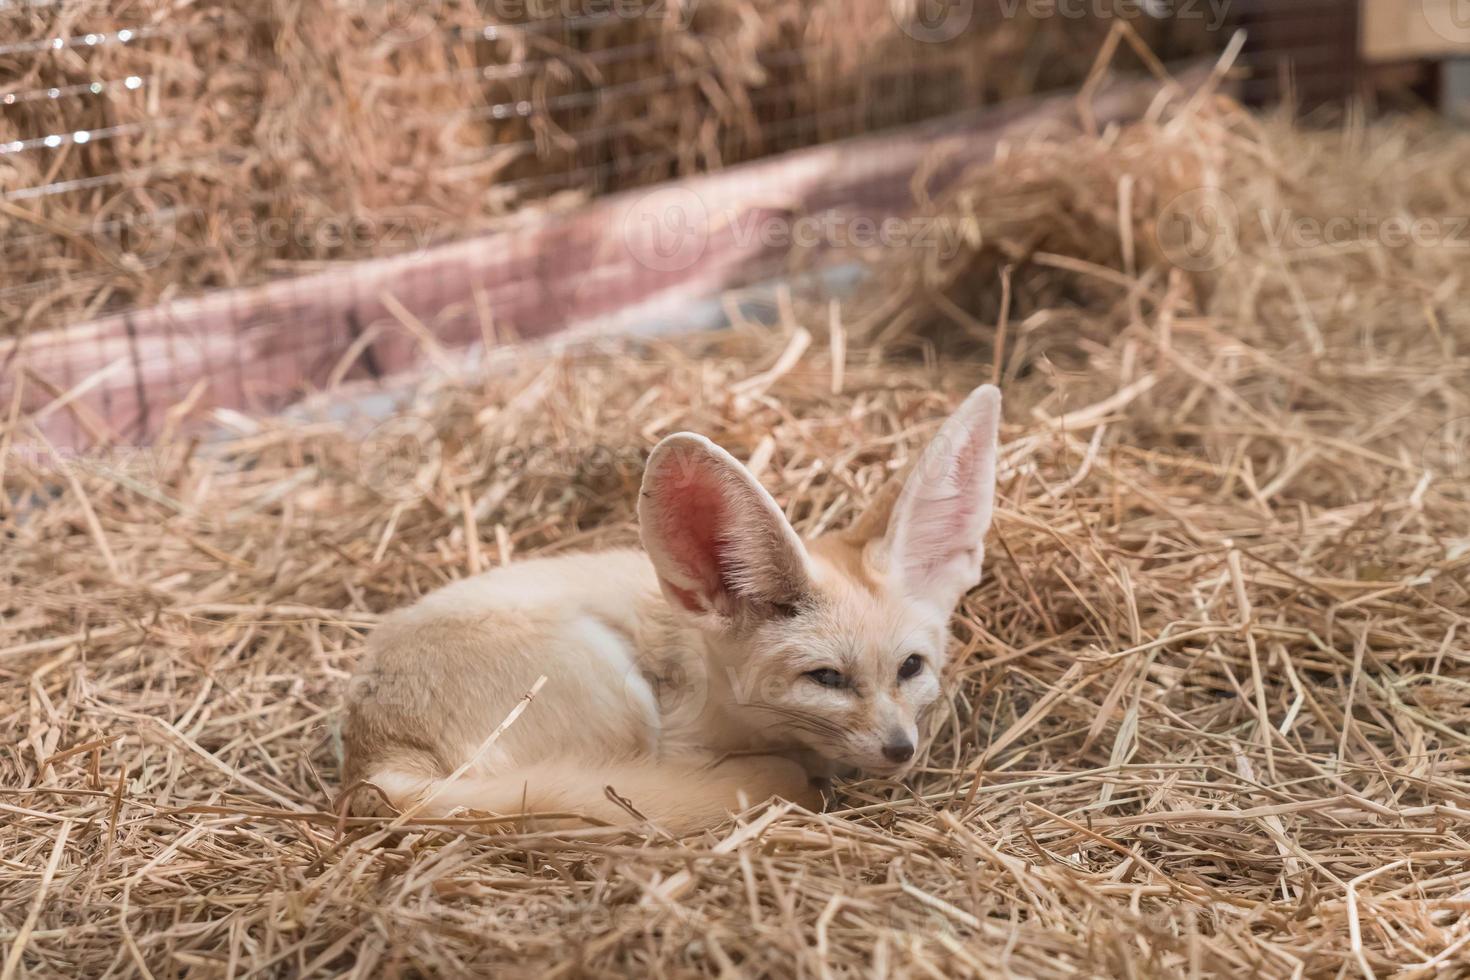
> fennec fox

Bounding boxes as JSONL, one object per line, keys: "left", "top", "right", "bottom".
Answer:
{"left": 342, "top": 384, "right": 1001, "bottom": 833}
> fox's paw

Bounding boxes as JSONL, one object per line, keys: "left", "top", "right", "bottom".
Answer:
{"left": 765, "top": 756, "right": 825, "bottom": 813}
{"left": 707, "top": 754, "right": 823, "bottom": 816}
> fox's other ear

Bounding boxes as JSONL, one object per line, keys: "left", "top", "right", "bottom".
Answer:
{"left": 878, "top": 384, "right": 1001, "bottom": 612}
{"left": 639, "top": 433, "right": 812, "bottom": 626}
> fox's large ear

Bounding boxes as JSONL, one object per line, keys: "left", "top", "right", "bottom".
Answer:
{"left": 876, "top": 385, "right": 1001, "bottom": 612}
{"left": 639, "top": 433, "right": 812, "bottom": 626}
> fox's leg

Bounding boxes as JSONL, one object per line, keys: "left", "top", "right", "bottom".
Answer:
{"left": 362, "top": 755, "right": 821, "bottom": 834}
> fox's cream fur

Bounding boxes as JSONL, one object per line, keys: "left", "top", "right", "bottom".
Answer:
{"left": 341, "top": 384, "right": 1001, "bottom": 834}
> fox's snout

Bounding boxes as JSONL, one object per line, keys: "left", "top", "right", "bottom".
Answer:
{"left": 881, "top": 735, "right": 915, "bottom": 764}
{"left": 815, "top": 703, "right": 927, "bottom": 775}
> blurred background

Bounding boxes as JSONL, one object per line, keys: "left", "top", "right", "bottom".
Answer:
{"left": 4, "top": 0, "right": 1468, "bottom": 449}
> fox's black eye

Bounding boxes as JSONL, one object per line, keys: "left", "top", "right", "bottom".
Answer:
{"left": 805, "top": 668, "right": 845, "bottom": 689}
{"left": 898, "top": 654, "right": 924, "bottom": 681}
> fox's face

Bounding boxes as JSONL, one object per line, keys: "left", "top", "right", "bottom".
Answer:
{"left": 714, "top": 544, "right": 952, "bottom": 775}
{"left": 639, "top": 385, "right": 1002, "bottom": 777}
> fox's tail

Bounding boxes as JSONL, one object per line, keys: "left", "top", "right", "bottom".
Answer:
{"left": 358, "top": 755, "right": 819, "bottom": 834}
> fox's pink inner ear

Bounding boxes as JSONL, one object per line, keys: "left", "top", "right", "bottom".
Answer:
{"left": 642, "top": 457, "right": 731, "bottom": 613}
{"left": 886, "top": 385, "right": 1001, "bottom": 608}
{"left": 639, "top": 434, "right": 812, "bottom": 621}
{"left": 899, "top": 433, "right": 990, "bottom": 578}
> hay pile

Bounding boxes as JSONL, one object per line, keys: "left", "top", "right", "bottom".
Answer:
{"left": 4, "top": 80, "right": 1470, "bottom": 976}
{"left": 0, "top": 0, "right": 1218, "bottom": 334}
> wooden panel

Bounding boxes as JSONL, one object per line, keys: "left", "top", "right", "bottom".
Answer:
{"left": 1239, "top": 0, "right": 1360, "bottom": 107}
{"left": 1362, "top": 0, "right": 1470, "bottom": 62}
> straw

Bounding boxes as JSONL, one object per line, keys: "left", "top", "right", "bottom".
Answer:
{"left": 2, "top": 69, "right": 1469, "bottom": 979}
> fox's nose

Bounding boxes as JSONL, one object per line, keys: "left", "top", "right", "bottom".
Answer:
{"left": 882, "top": 738, "right": 915, "bottom": 764}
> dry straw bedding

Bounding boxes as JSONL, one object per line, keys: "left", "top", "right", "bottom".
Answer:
{"left": 3, "top": 86, "right": 1470, "bottom": 976}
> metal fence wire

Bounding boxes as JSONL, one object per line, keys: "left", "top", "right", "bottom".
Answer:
{"left": 2, "top": 0, "right": 1362, "bottom": 447}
